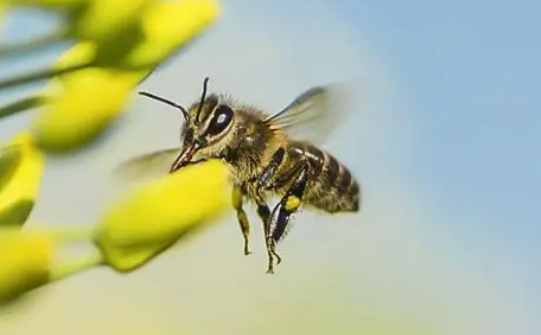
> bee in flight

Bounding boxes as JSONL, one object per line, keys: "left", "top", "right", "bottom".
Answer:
{"left": 116, "top": 77, "right": 361, "bottom": 274}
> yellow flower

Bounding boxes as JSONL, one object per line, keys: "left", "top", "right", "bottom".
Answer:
{"left": 30, "top": 40, "right": 156, "bottom": 153}
{"left": 67, "top": 0, "right": 220, "bottom": 69}
{"left": 31, "top": 41, "right": 149, "bottom": 153}
{"left": 0, "top": 132, "right": 44, "bottom": 227}
{"left": 123, "top": 0, "right": 220, "bottom": 68}
{"left": 94, "top": 160, "right": 230, "bottom": 272}
{"left": 6, "top": 0, "right": 219, "bottom": 53}
{"left": 31, "top": 67, "right": 136, "bottom": 153}
{"left": 72, "top": 0, "right": 155, "bottom": 43}
{"left": 8, "top": 0, "right": 154, "bottom": 43}
{"left": 30, "top": 0, "right": 220, "bottom": 153}
{"left": 0, "top": 232, "right": 53, "bottom": 303}
{"left": 49, "top": 41, "right": 151, "bottom": 91}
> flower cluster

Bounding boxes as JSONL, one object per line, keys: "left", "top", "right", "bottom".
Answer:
{"left": 0, "top": 0, "right": 230, "bottom": 305}
{"left": 1, "top": 0, "right": 219, "bottom": 152}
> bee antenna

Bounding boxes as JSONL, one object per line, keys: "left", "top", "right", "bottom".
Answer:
{"left": 138, "top": 91, "right": 190, "bottom": 121}
{"left": 195, "top": 77, "right": 210, "bottom": 121}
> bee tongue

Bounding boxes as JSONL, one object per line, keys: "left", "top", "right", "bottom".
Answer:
{"left": 170, "top": 145, "right": 198, "bottom": 173}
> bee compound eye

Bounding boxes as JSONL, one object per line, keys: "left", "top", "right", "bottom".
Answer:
{"left": 207, "top": 105, "right": 234, "bottom": 136}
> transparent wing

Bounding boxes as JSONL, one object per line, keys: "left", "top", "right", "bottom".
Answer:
{"left": 112, "top": 147, "right": 180, "bottom": 182}
{"left": 264, "top": 83, "right": 353, "bottom": 145}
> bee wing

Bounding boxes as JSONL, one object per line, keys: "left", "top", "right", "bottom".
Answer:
{"left": 112, "top": 147, "right": 180, "bottom": 182}
{"left": 264, "top": 84, "right": 353, "bottom": 145}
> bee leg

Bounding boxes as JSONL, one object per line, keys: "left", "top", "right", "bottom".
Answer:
{"left": 252, "top": 148, "right": 286, "bottom": 273}
{"left": 266, "top": 164, "right": 309, "bottom": 269}
{"left": 248, "top": 187, "right": 278, "bottom": 273}
{"left": 257, "top": 147, "right": 285, "bottom": 190}
{"left": 232, "top": 186, "right": 251, "bottom": 256}
{"left": 255, "top": 200, "right": 280, "bottom": 274}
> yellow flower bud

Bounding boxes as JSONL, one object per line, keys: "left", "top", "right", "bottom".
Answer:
{"left": 0, "top": 232, "right": 52, "bottom": 303}
{"left": 0, "top": 132, "right": 44, "bottom": 227}
{"left": 122, "top": 0, "right": 220, "bottom": 68}
{"left": 72, "top": 0, "right": 154, "bottom": 43}
{"left": 94, "top": 160, "right": 231, "bottom": 272}
{"left": 31, "top": 41, "right": 156, "bottom": 153}
{"left": 31, "top": 67, "right": 135, "bottom": 153}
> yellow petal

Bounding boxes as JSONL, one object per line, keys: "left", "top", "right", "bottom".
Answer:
{"left": 122, "top": 0, "right": 220, "bottom": 68}
{"left": 31, "top": 67, "right": 136, "bottom": 153}
{"left": 94, "top": 160, "right": 230, "bottom": 272}
{"left": 72, "top": 0, "right": 154, "bottom": 43}
{"left": 0, "top": 232, "right": 52, "bottom": 303}
{"left": 0, "top": 132, "right": 44, "bottom": 227}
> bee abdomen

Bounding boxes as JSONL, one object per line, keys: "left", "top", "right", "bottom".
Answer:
{"left": 287, "top": 142, "right": 360, "bottom": 213}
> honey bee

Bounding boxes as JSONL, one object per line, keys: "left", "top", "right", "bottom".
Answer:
{"left": 115, "top": 77, "right": 360, "bottom": 274}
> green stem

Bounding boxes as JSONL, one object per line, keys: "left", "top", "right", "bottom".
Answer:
{"left": 49, "top": 248, "right": 104, "bottom": 282}
{"left": 0, "top": 61, "right": 90, "bottom": 92}
{"left": 0, "top": 29, "right": 69, "bottom": 60}
{"left": 0, "top": 94, "right": 46, "bottom": 119}
{"left": 1, "top": 225, "right": 94, "bottom": 244}
{"left": 46, "top": 226, "right": 94, "bottom": 243}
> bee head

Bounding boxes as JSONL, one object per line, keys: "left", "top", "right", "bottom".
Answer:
{"left": 138, "top": 77, "right": 236, "bottom": 173}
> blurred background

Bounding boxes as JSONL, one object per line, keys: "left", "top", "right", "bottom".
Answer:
{"left": 0, "top": 0, "right": 539, "bottom": 334}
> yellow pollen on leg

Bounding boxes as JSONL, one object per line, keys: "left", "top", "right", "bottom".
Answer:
{"left": 285, "top": 196, "right": 301, "bottom": 211}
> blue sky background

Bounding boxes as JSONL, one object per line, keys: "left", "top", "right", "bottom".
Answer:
{"left": 0, "top": 0, "right": 539, "bottom": 334}
{"left": 341, "top": 0, "right": 540, "bottom": 304}
{"left": 344, "top": 0, "right": 540, "bottom": 243}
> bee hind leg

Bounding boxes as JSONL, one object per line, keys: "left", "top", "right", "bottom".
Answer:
{"left": 252, "top": 148, "right": 287, "bottom": 274}
{"left": 254, "top": 200, "right": 280, "bottom": 274}
{"left": 266, "top": 163, "right": 310, "bottom": 272}
{"left": 232, "top": 186, "right": 251, "bottom": 256}
{"left": 247, "top": 186, "right": 281, "bottom": 273}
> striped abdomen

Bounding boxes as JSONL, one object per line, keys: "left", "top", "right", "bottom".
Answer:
{"left": 278, "top": 141, "right": 360, "bottom": 213}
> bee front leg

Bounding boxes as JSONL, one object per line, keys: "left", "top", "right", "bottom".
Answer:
{"left": 266, "top": 164, "right": 309, "bottom": 271}
{"left": 232, "top": 186, "right": 251, "bottom": 256}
